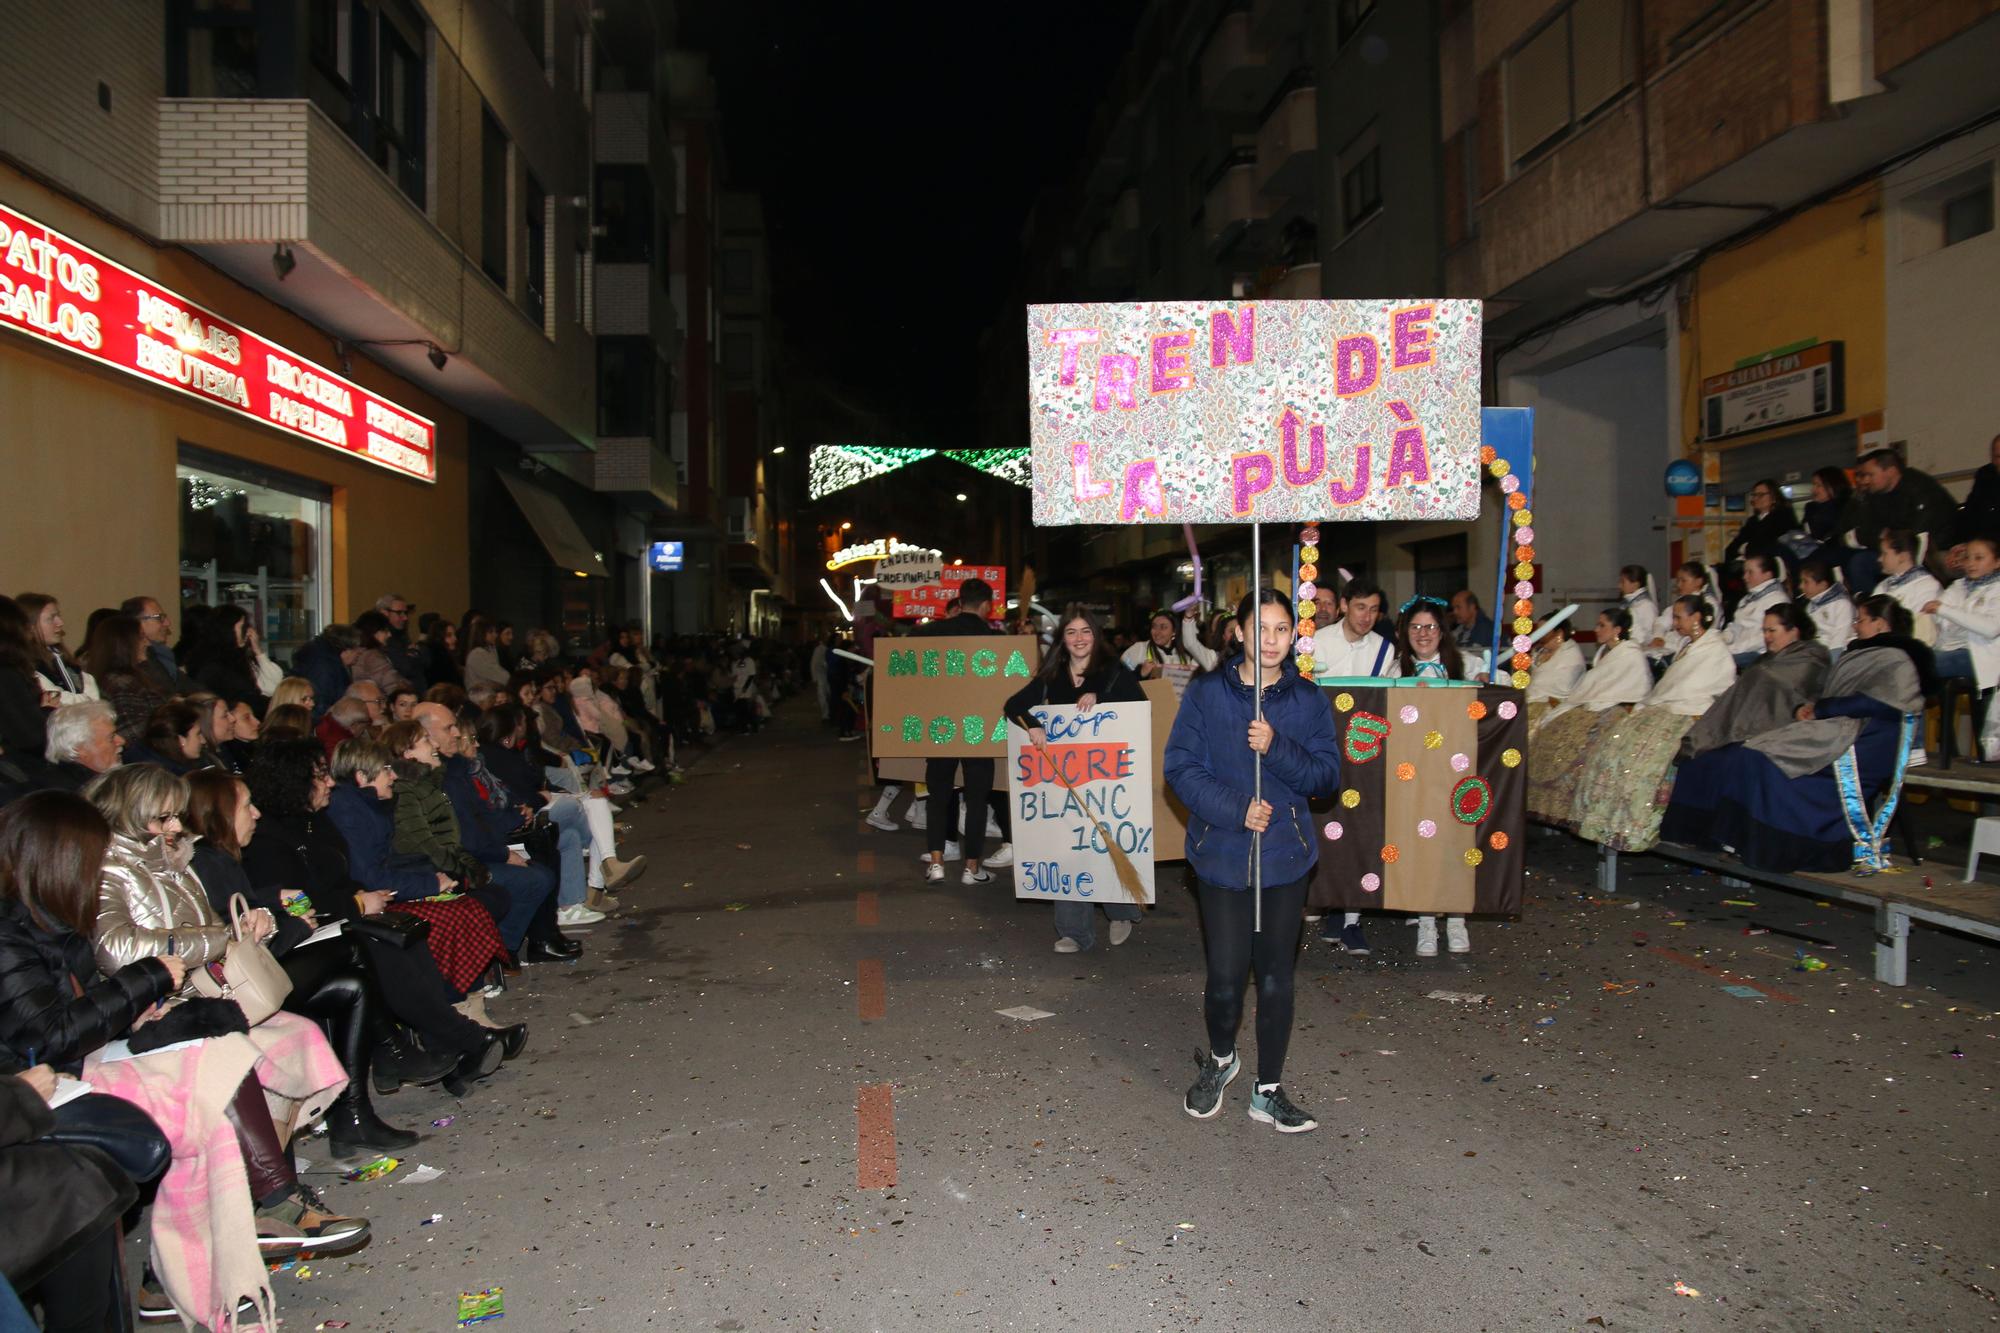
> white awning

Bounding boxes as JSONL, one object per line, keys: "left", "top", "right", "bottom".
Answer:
{"left": 497, "top": 472, "right": 605, "bottom": 577}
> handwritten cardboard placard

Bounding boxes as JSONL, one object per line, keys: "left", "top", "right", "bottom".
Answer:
{"left": 891, "top": 565, "right": 1008, "bottom": 620}
{"left": 1027, "top": 299, "right": 1482, "bottom": 525}
{"left": 1009, "top": 701, "right": 1156, "bottom": 906}
{"left": 1142, "top": 679, "right": 1189, "bottom": 862}
{"left": 869, "top": 636, "right": 1040, "bottom": 759}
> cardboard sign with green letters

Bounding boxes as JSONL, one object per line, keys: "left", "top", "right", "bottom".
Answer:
{"left": 869, "top": 636, "right": 1041, "bottom": 759}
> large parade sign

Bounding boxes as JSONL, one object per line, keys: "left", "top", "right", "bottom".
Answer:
{"left": 869, "top": 636, "right": 1039, "bottom": 758}
{"left": 0, "top": 203, "right": 437, "bottom": 481}
{"left": 1027, "top": 300, "right": 1481, "bottom": 525}
{"left": 1009, "top": 701, "right": 1156, "bottom": 906}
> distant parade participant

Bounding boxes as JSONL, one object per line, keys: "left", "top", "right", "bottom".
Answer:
{"left": 916, "top": 581, "right": 1012, "bottom": 883}
{"left": 1121, "top": 610, "right": 1195, "bottom": 680}
{"left": 1391, "top": 597, "right": 1480, "bottom": 958}
{"left": 1165, "top": 589, "right": 1340, "bottom": 1133}
{"left": 1005, "top": 605, "right": 1147, "bottom": 953}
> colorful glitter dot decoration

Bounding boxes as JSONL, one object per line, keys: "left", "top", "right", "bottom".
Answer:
{"left": 1488, "top": 831, "right": 1510, "bottom": 851}
{"left": 1512, "top": 617, "right": 1534, "bottom": 635}
{"left": 1423, "top": 729, "right": 1443, "bottom": 749}
{"left": 1513, "top": 510, "right": 1533, "bottom": 528}
{"left": 1464, "top": 849, "right": 1485, "bottom": 868}
{"left": 1298, "top": 561, "right": 1319, "bottom": 583}
{"left": 1514, "top": 580, "right": 1534, "bottom": 599}
{"left": 1497, "top": 700, "right": 1518, "bottom": 720}
{"left": 1507, "top": 491, "right": 1528, "bottom": 510}
{"left": 1297, "top": 598, "right": 1316, "bottom": 620}
{"left": 1301, "top": 543, "right": 1320, "bottom": 563}
{"left": 1514, "top": 561, "right": 1535, "bottom": 580}
{"left": 1295, "top": 655, "right": 1316, "bottom": 675}
{"left": 1512, "top": 634, "right": 1533, "bottom": 653}
{"left": 1466, "top": 699, "right": 1487, "bottom": 720}
{"left": 1511, "top": 669, "right": 1531, "bottom": 689}
{"left": 1341, "top": 788, "right": 1361, "bottom": 809}
{"left": 1512, "top": 599, "right": 1534, "bottom": 618}
{"left": 1488, "top": 458, "right": 1510, "bottom": 478}
{"left": 1501, "top": 747, "right": 1522, "bottom": 768}
{"left": 1296, "top": 635, "right": 1317, "bottom": 656}
{"left": 1344, "top": 711, "right": 1390, "bottom": 764}
{"left": 1499, "top": 473, "right": 1520, "bottom": 494}
{"left": 1417, "top": 819, "right": 1437, "bottom": 839}
{"left": 1296, "top": 580, "right": 1316, "bottom": 601}
{"left": 1479, "top": 445, "right": 1496, "bottom": 465}
{"left": 1450, "top": 752, "right": 1471, "bottom": 772}
{"left": 1323, "top": 821, "right": 1344, "bottom": 841}
{"left": 1395, "top": 761, "right": 1416, "bottom": 782}
{"left": 1381, "top": 844, "right": 1401, "bottom": 864}
{"left": 1451, "top": 775, "right": 1493, "bottom": 824}
{"left": 1334, "top": 691, "right": 1355, "bottom": 712}
{"left": 1361, "top": 873, "right": 1381, "bottom": 893}
{"left": 1398, "top": 704, "right": 1420, "bottom": 725}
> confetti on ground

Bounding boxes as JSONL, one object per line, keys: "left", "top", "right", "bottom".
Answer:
{"left": 432, "top": 1116, "right": 454, "bottom": 1127}
{"left": 1426, "top": 989, "right": 1487, "bottom": 1004}
{"left": 997, "top": 1006, "right": 1055, "bottom": 1021}
{"left": 457, "top": 1287, "right": 505, "bottom": 1325}
{"left": 1720, "top": 985, "right": 1763, "bottom": 999}
{"left": 423, "top": 1213, "right": 444, "bottom": 1225}
{"left": 1673, "top": 1280, "right": 1701, "bottom": 1298}
{"left": 343, "top": 1156, "right": 398, "bottom": 1181}
{"left": 1721, "top": 899, "right": 1759, "bottom": 907}
{"left": 724, "top": 902, "right": 749, "bottom": 912}
{"left": 568, "top": 1011, "right": 597, "bottom": 1027}
{"left": 396, "top": 1164, "right": 446, "bottom": 1185}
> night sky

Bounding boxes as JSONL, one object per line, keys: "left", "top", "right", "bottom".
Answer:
{"left": 685, "top": 0, "right": 1147, "bottom": 446}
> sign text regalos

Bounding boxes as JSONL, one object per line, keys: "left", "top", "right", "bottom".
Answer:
{"left": 1027, "top": 300, "right": 1481, "bottom": 525}
{"left": 0, "top": 204, "right": 437, "bottom": 482}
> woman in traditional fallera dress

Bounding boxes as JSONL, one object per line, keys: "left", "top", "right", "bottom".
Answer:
{"left": 1526, "top": 609, "right": 1665, "bottom": 828}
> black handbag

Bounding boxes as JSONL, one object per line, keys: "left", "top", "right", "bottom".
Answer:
{"left": 518, "top": 811, "right": 561, "bottom": 868}
{"left": 348, "top": 911, "right": 432, "bottom": 950}
{"left": 47, "top": 1093, "right": 171, "bottom": 1185}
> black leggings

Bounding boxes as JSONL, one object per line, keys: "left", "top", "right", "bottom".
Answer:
{"left": 1195, "top": 875, "right": 1308, "bottom": 1085}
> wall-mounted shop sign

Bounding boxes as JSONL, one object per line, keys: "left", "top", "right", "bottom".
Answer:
{"left": 647, "top": 541, "right": 684, "bottom": 571}
{"left": 1700, "top": 341, "right": 1844, "bottom": 442}
{"left": 825, "top": 536, "right": 940, "bottom": 571}
{"left": 0, "top": 203, "right": 437, "bottom": 481}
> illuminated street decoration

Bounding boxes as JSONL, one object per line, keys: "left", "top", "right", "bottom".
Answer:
{"left": 826, "top": 536, "right": 941, "bottom": 571}
{"left": 808, "top": 445, "right": 1033, "bottom": 499}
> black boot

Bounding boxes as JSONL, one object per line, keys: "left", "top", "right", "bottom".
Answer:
{"left": 499, "top": 1023, "right": 528, "bottom": 1060}
{"left": 324, "top": 1085, "right": 420, "bottom": 1159}
{"left": 521, "top": 937, "right": 581, "bottom": 963}
{"left": 371, "top": 1032, "right": 458, "bottom": 1094}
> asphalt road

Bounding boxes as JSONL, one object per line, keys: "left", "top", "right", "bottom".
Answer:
{"left": 245, "top": 700, "right": 1998, "bottom": 1332}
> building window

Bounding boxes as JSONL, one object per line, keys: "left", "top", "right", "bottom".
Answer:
{"left": 1899, "top": 165, "right": 1997, "bottom": 262}
{"left": 1147, "top": 226, "right": 1163, "bottom": 276}
{"left": 177, "top": 452, "right": 331, "bottom": 666}
{"left": 524, "top": 173, "right": 548, "bottom": 328}
{"left": 172, "top": 0, "right": 261, "bottom": 98}
{"left": 594, "top": 166, "right": 653, "bottom": 262}
{"left": 597, "top": 337, "right": 654, "bottom": 437}
{"left": 1337, "top": 125, "right": 1382, "bottom": 234}
{"left": 374, "top": 7, "right": 426, "bottom": 208}
{"left": 1336, "top": 0, "right": 1377, "bottom": 47}
{"left": 1504, "top": 0, "right": 1635, "bottom": 170}
{"left": 723, "top": 331, "right": 754, "bottom": 379}
{"left": 512, "top": 0, "right": 544, "bottom": 67}
{"left": 1945, "top": 180, "right": 1994, "bottom": 248}
{"left": 480, "top": 107, "right": 509, "bottom": 289}
{"left": 722, "top": 248, "right": 753, "bottom": 295}
{"left": 307, "top": 0, "right": 352, "bottom": 85}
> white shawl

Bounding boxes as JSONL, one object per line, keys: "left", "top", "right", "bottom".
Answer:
{"left": 1525, "top": 639, "right": 1587, "bottom": 704}
{"left": 1544, "top": 640, "right": 1655, "bottom": 719}
{"left": 1642, "top": 629, "right": 1738, "bottom": 716}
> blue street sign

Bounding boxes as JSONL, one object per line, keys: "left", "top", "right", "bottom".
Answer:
{"left": 648, "top": 541, "right": 684, "bottom": 572}
{"left": 1664, "top": 459, "right": 1702, "bottom": 497}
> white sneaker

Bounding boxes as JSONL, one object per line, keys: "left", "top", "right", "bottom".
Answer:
{"left": 610, "top": 764, "right": 633, "bottom": 777}
{"left": 1445, "top": 917, "right": 1471, "bottom": 954}
{"left": 864, "top": 809, "right": 900, "bottom": 832}
{"left": 980, "top": 842, "right": 1013, "bottom": 868}
{"left": 984, "top": 812, "right": 1002, "bottom": 838}
{"left": 924, "top": 861, "right": 945, "bottom": 884}
{"left": 628, "top": 757, "right": 655, "bottom": 773}
{"left": 557, "top": 903, "right": 606, "bottom": 926}
{"left": 919, "top": 841, "right": 960, "bottom": 863}
{"left": 907, "top": 805, "right": 929, "bottom": 832}
{"left": 961, "top": 866, "right": 993, "bottom": 885}
{"left": 607, "top": 780, "right": 635, "bottom": 797}
{"left": 1108, "top": 920, "right": 1134, "bottom": 946}
{"left": 1415, "top": 917, "right": 1439, "bottom": 957}
{"left": 1053, "top": 937, "right": 1082, "bottom": 954}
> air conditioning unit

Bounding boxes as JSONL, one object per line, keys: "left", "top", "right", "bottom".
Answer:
{"left": 725, "top": 497, "right": 753, "bottom": 543}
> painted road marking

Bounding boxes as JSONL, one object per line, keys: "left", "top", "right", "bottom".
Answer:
{"left": 856, "top": 1083, "right": 898, "bottom": 1189}
{"left": 856, "top": 848, "right": 876, "bottom": 874}
{"left": 857, "top": 958, "right": 886, "bottom": 1021}
{"left": 1647, "top": 946, "right": 1800, "bottom": 1004}
{"left": 855, "top": 891, "right": 879, "bottom": 926}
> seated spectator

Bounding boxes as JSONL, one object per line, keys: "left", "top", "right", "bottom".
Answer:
{"left": 267, "top": 676, "right": 316, "bottom": 717}
{"left": 14, "top": 592, "right": 96, "bottom": 706}
{"left": 463, "top": 616, "right": 510, "bottom": 690}
{"left": 423, "top": 682, "right": 467, "bottom": 714}
{"left": 1616, "top": 566, "right": 1660, "bottom": 651}
{"left": 571, "top": 673, "right": 651, "bottom": 772}
{"left": 1875, "top": 528, "right": 1944, "bottom": 642}
{"left": 80, "top": 613, "right": 165, "bottom": 745}
{"left": 117, "top": 597, "right": 196, "bottom": 695}
{"left": 261, "top": 703, "right": 313, "bottom": 741}
{"left": 1524, "top": 616, "right": 1588, "bottom": 708}
{"left": 182, "top": 689, "right": 241, "bottom": 772}
{"left": 0, "top": 598, "right": 53, "bottom": 774}
{"left": 1803, "top": 465, "right": 1853, "bottom": 557}
{"left": 1448, "top": 589, "right": 1494, "bottom": 654}
{"left": 1662, "top": 596, "right": 1934, "bottom": 870}
{"left": 1958, "top": 433, "right": 2000, "bottom": 546}
{"left": 466, "top": 680, "right": 503, "bottom": 711}
{"left": 1922, "top": 534, "right": 2000, "bottom": 758}
{"left": 347, "top": 612, "right": 409, "bottom": 697}
{"left": 1799, "top": 559, "right": 1855, "bottom": 654}
{"left": 1684, "top": 603, "right": 1831, "bottom": 758}
{"left": 182, "top": 605, "right": 268, "bottom": 715}
{"left": 39, "top": 700, "right": 125, "bottom": 793}
{"left": 1723, "top": 479, "right": 1799, "bottom": 566}
{"left": 315, "top": 692, "right": 376, "bottom": 757}
{"left": 1840, "top": 448, "right": 1959, "bottom": 591}
{"left": 388, "top": 685, "right": 420, "bottom": 722}
{"left": 290, "top": 624, "right": 361, "bottom": 721}
{"left": 1645, "top": 562, "right": 1716, "bottom": 663}
{"left": 128, "top": 700, "right": 205, "bottom": 775}
{"left": 1722, "top": 553, "right": 1792, "bottom": 667}
{"left": 423, "top": 618, "right": 462, "bottom": 691}
{"left": 1309, "top": 580, "right": 1393, "bottom": 680}
{"left": 373, "top": 594, "right": 426, "bottom": 693}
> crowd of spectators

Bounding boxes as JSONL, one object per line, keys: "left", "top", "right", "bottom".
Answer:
{"left": 0, "top": 585, "right": 802, "bottom": 1329}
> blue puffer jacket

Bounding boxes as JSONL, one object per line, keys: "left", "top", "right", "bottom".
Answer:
{"left": 1164, "top": 656, "right": 1341, "bottom": 891}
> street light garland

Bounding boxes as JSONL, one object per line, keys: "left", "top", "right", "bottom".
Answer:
{"left": 807, "top": 445, "right": 1033, "bottom": 500}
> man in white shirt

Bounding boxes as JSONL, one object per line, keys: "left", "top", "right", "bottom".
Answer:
{"left": 1722, "top": 553, "right": 1791, "bottom": 667}
{"left": 1312, "top": 580, "right": 1395, "bottom": 681}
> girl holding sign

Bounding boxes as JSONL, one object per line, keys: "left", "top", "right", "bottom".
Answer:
{"left": 1393, "top": 597, "right": 1481, "bottom": 958}
{"left": 1164, "top": 589, "right": 1341, "bottom": 1134}
{"left": 1006, "top": 606, "right": 1149, "bottom": 953}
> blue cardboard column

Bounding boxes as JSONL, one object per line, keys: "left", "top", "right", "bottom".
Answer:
{"left": 1482, "top": 407, "right": 1536, "bottom": 674}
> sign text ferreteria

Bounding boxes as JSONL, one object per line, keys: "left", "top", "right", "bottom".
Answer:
{"left": 0, "top": 204, "right": 437, "bottom": 481}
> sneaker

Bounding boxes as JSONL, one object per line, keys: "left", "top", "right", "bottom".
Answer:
{"left": 628, "top": 757, "right": 656, "bottom": 773}
{"left": 255, "top": 1211, "right": 306, "bottom": 1254}
{"left": 1335, "top": 923, "right": 1371, "bottom": 955}
{"left": 1108, "top": 919, "right": 1134, "bottom": 946}
{"left": 837, "top": 732, "right": 861, "bottom": 742}
{"left": 1183, "top": 1049, "right": 1241, "bottom": 1119}
{"left": 1303, "top": 912, "right": 1323, "bottom": 924}
{"left": 261, "top": 1188, "right": 370, "bottom": 1252}
{"left": 980, "top": 841, "right": 1013, "bottom": 868}
{"left": 906, "top": 805, "right": 929, "bottom": 832}
{"left": 924, "top": 861, "right": 945, "bottom": 883}
{"left": 1248, "top": 1084, "right": 1318, "bottom": 1133}
{"left": 1053, "top": 937, "right": 1082, "bottom": 953}
{"left": 603, "top": 855, "right": 648, "bottom": 890}
{"left": 961, "top": 866, "right": 993, "bottom": 885}
{"left": 1445, "top": 917, "right": 1471, "bottom": 954}
{"left": 610, "top": 763, "right": 634, "bottom": 777}
{"left": 607, "top": 780, "right": 635, "bottom": 797}
{"left": 557, "top": 902, "right": 606, "bottom": 926}
{"left": 984, "top": 812, "right": 1003, "bottom": 838}
{"left": 864, "top": 809, "right": 900, "bottom": 832}
{"left": 1415, "top": 916, "right": 1439, "bottom": 957}
{"left": 137, "top": 1279, "right": 259, "bottom": 1324}
{"left": 919, "top": 841, "right": 960, "bottom": 863}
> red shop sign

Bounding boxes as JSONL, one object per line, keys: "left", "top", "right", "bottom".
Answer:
{"left": 892, "top": 565, "right": 1006, "bottom": 619}
{"left": 0, "top": 204, "right": 436, "bottom": 482}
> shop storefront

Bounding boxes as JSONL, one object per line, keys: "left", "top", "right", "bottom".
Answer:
{"left": 0, "top": 168, "right": 469, "bottom": 640}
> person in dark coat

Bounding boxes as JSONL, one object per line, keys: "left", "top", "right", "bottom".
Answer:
{"left": 915, "top": 579, "right": 1012, "bottom": 883}
{"left": 373, "top": 595, "right": 427, "bottom": 693}
{"left": 290, "top": 624, "right": 361, "bottom": 722}
{"left": 180, "top": 605, "right": 268, "bottom": 716}
{"left": 1957, "top": 433, "right": 2000, "bottom": 546}
{"left": 0, "top": 597, "right": 51, "bottom": 773}
{"left": 1840, "top": 449, "right": 1961, "bottom": 591}
{"left": 1723, "top": 478, "right": 1802, "bottom": 570}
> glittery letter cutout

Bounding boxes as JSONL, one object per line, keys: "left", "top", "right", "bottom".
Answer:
{"left": 990, "top": 714, "right": 1008, "bottom": 744}
{"left": 1279, "top": 410, "right": 1325, "bottom": 487}
{"left": 929, "top": 716, "right": 956, "bottom": 745}
{"left": 1003, "top": 651, "right": 1031, "bottom": 678}
{"left": 970, "top": 649, "right": 998, "bottom": 678}
{"left": 1384, "top": 400, "right": 1430, "bottom": 489}
{"left": 1150, "top": 331, "right": 1194, "bottom": 393}
{"left": 1070, "top": 441, "right": 1114, "bottom": 504}
{"left": 1344, "top": 710, "right": 1389, "bottom": 764}
{"left": 1232, "top": 452, "right": 1275, "bottom": 516}
{"left": 1119, "top": 459, "right": 1166, "bottom": 521}
{"left": 921, "top": 650, "right": 941, "bottom": 678}
{"left": 962, "top": 714, "right": 986, "bottom": 746}
{"left": 1047, "top": 328, "right": 1100, "bottom": 386}
{"left": 943, "top": 650, "right": 966, "bottom": 676}
{"left": 1333, "top": 335, "right": 1379, "bottom": 397}
{"left": 1391, "top": 304, "right": 1435, "bottom": 371}
{"left": 1210, "top": 306, "right": 1255, "bottom": 368}
{"left": 888, "top": 649, "right": 917, "bottom": 677}
{"left": 1328, "top": 446, "right": 1372, "bottom": 507}
{"left": 1093, "top": 354, "right": 1138, "bottom": 411}
{"left": 901, "top": 715, "right": 922, "bottom": 742}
